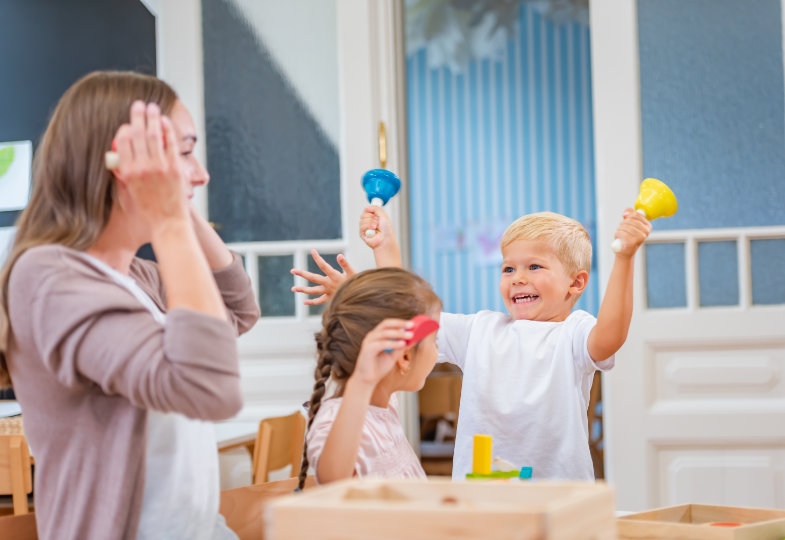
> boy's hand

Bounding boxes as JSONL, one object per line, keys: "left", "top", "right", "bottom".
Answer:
{"left": 290, "top": 249, "right": 355, "bottom": 305}
{"left": 351, "top": 318, "right": 414, "bottom": 387}
{"left": 613, "top": 208, "right": 652, "bottom": 258}
{"left": 360, "top": 206, "right": 394, "bottom": 249}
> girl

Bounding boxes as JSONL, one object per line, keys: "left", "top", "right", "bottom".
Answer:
{"left": 297, "top": 267, "right": 441, "bottom": 489}
{"left": 0, "top": 71, "right": 259, "bottom": 539}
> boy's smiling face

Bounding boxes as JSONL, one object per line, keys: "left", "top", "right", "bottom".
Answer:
{"left": 499, "top": 239, "right": 588, "bottom": 322}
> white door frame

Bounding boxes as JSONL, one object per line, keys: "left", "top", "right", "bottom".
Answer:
{"left": 589, "top": 0, "right": 643, "bottom": 491}
{"left": 150, "top": 0, "right": 419, "bottom": 441}
{"left": 591, "top": 0, "right": 785, "bottom": 511}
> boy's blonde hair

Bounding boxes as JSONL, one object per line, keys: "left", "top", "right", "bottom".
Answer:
{"left": 501, "top": 212, "right": 592, "bottom": 276}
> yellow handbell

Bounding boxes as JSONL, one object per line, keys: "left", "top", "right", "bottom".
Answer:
{"left": 612, "top": 178, "right": 677, "bottom": 252}
{"left": 634, "top": 178, "right": 678, "bottom": 220}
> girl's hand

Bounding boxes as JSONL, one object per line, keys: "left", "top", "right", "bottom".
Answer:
{"left": 290, "top": 249, "right": 355, "bottom": 305}
{"left": 112, "top": 101, "right": 188, "bottom": 228}
{"left": 360, "top": 206, "right": 394, "bottom": 249}
{"left": 351, "top": 318, "right": 414, "bottom": 387}
{"left": 613, "top": 208, "right": 652, "bottom": 258}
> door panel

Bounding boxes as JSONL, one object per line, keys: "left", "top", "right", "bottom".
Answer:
{"left": 155, "top": 0, "right": 397, "bottom": 424}
{"left": 592, "top": 0, "right": 785, "bottom": 511}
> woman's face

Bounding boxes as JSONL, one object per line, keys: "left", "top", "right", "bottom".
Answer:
{"left": 168, "top": 100, "right": 210, "bottom": 199}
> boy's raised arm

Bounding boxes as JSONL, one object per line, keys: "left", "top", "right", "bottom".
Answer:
{"left": 361, "top": 206, "right": 402, "bottom": 268}
{"left": 587, "top": 209, "right": 651, "bottom": 363}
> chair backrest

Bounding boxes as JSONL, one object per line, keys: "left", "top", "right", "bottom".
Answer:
{"left": 252, "top": 411, "right": 306, "bottom": 484}
{"left": 418, "top": 374, "right": 462, "bottom": 420}
{"left": 0, "top": 434, "right": 33, "bottom": 515}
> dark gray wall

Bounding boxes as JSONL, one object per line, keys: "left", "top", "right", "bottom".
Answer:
{"left": 202, "top": 0, "right": 342, "bottom": 243}
{"left": 0, "top": 0, "right": 156, "bottom": 227}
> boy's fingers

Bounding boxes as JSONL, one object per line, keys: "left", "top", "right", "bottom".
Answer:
{"left": 310, "top": 249, "right": 340, "bottom": 276}
{"left": 290, "top": 268, "right": 325, "bottom": 284}
{"left": 336, "top": 254, "right": 355, "bottom": 276}
{"left": 303, "top": 295, "right": 328, "bottom": 306}
{"left": 292, "top": 285, "right": 326, "bottom": 295}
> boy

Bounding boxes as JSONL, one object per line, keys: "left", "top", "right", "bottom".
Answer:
{"left": 293, "top": 207, "right": 650, "bottom": 480}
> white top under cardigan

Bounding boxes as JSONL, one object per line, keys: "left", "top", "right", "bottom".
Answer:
{"left": 83, "top": 254, "right": 237, "bottom": 540}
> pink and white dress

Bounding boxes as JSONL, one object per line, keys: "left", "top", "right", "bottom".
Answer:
{"left": 306, "top": 393, "right": 426, "bottom": 482}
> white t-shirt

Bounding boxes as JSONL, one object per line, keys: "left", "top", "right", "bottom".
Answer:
{"left": 438, "top": 310, "right": 614, "bottom": 481}
{"left": 80, "top": 254, "right": 236, "bottom": 540}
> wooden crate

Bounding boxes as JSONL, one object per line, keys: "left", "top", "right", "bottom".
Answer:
{"left": 265, "top": 478, "right": 616, "bottom": 540}
{"left": 617, "top": 504, "right": 785, "bottom": 539}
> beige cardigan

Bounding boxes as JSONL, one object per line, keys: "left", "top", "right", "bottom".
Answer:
{"left": 6, "top": 245, "right": 260, "bottom": 539}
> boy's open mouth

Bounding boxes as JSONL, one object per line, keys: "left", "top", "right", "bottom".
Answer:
{"left": 512, "top": 294, "right": 538, "bottom": 304}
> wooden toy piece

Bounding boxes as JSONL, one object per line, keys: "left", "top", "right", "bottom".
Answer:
{"left": 519, "top": 466, "right": 533, "bottom": 479}
{"left": 405, "top": 315, "right": 439, "bottom": 347}
{"left": 265, "top": 477, "right": 617, "bottom": 540}
{"left": 611, "top": 177, "right": 678, "bottom": 253}
{"left": 471, "top": 434, "right": 492, "bottom": 475}
{"left": 493, "top": 457, "right": 517, "bottom": 472}
{"left": 465, "top": 470, "right": 519, "bottom": 480}
{"left": 362, "top": 168, "right": 401, "bottom": 238}
{"left": 617, "top": 503, "right": 785, "bottom": 540}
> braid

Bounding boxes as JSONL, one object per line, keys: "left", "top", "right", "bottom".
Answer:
{"left": 298, "top": 330, "right": 333, "bottom": 489}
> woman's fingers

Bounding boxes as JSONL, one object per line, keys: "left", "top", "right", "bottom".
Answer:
{"left": 161, "top": 115, "right": 180, "bottom": 167}
{"left": 128, "top": 101, "right": 148, "bottom": 163}
{"left": 112, "top": 124, "right": 133, "bottom": 181}
{"left": 146, "top": 103, "right": 164, "bottom": 163}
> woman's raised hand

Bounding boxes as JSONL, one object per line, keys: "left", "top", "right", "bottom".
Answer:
{"left": 351, "top": 319, "right": 414, "bottom": 387}
{"left": 290, "top": 249, "right": 355, "bottom": 305}
{"left": 111, "top": 101, "right": 188, "bottom": 228}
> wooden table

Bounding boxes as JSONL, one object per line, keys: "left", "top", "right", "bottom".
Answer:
{"left": 1, "top": 403, "right": 258, "bottom": 454}
{"left": 215, "top": 421, "right": 258, "bottom": 454}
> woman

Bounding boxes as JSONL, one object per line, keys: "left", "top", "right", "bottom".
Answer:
{"left": 0, "top": 71, "right": 259, "bottom": 539}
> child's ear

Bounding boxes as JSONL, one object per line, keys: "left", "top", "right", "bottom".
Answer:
{"left": 397, "top": 349, "right": 414, "bottom": 375}
{"left": 569, "top": 270, "right": 589, "bottom": 297}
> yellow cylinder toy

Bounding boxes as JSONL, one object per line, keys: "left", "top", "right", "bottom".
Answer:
{"left": 472, "top": 434, "right": 492, "bottom": 475}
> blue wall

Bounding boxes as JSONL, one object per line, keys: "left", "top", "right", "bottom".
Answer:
{"left": 639, "top": 0, "right": 785, "bottom": 231}
{"left": 406, "top": 4, "right": 598, "bottom": 315}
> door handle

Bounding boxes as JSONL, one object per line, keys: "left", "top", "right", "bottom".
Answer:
{"left": 378, "top": 121, "right": 387, "bottom": 169}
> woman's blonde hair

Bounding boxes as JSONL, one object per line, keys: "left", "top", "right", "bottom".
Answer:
{"left": 500, "top": 211, "right": 592, "bottom": 276}
{"left": 297, "top": 267, "right": 441, "bottom": 489}
{"left": 0, "top": 71, "right": 178, "bottom": 388}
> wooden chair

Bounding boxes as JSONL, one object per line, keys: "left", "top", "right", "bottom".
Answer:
{"left": 220, "top": 475, "right": 316, "bottom": 540}
{"left": 418, "top": 373, "right": 462, "bottom": 439}
{"left": 587, "top": 371, "right": 604, "bottom": 479}
{"left": 0, "top": 435, "right": 33, "bottom": 515}
{"left": 418, "top": 372, "right": 462, "bottom": 476}
{"left": 251, "top": 412, "right": 306, "bottom": 484}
